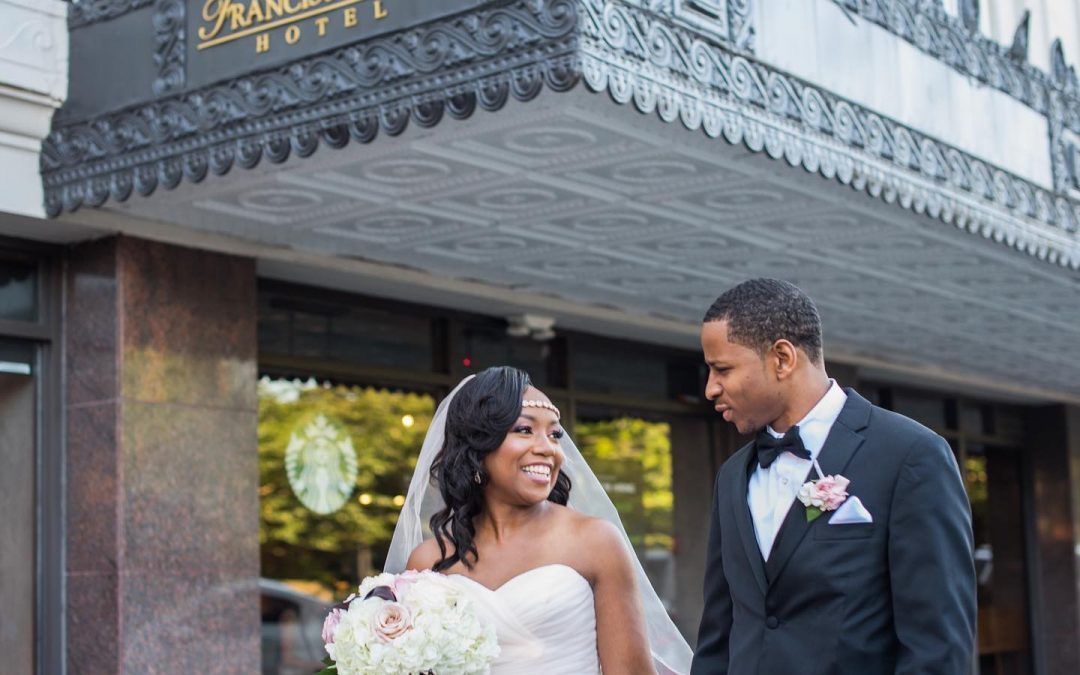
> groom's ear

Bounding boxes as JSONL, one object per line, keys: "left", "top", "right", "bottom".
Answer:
{"left": 770, "top": 339, "right": 799, "bottom": 380}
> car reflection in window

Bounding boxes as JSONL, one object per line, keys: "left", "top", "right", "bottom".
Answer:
{"left": 260, "top": 578, "right": 331, "bottom": 675}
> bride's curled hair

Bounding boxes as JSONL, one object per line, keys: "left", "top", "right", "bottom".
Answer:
{"left": 429, "top": 366, "right": 571, "bottom": 571}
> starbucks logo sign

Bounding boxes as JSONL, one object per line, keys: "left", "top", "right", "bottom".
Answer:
{"left": 285, "top": 414, "right": 358, "bottom": 515}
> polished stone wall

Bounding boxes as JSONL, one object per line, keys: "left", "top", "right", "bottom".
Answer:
{"left": 65, "top": 236, "right": 258, "bottom": 673}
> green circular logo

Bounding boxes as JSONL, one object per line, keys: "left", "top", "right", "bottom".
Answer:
{"left": 285, "top": 414, "right": 358, "bottom": 515}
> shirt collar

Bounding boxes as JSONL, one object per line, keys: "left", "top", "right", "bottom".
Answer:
{"left": 766, "top": 380, "right": 848, "bottom": 461}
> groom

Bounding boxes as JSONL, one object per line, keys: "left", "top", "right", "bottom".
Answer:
{"left": 691, "top": 279, "right": 976, "bottom": 675}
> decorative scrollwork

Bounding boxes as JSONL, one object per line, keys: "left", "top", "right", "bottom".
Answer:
{"left": 579, "top": 0, "right": 1079, "bottom": 268}
{"left": 827, "top": 0, "right": 1079, "bottom": 136}
{"left": 151, "top": 0, "right": 185, "bottom": 96}
{"left": 42, "top": 0, "right": 581, "bottom": 215}
{"left": 68, "top": 0, "right": 154, "bottom": 29}
{"left": 41, "top": 0, "right": 1077, "bottom": 269}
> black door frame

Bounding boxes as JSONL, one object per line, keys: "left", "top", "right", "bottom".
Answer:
{"left": 0, "top": 236, "right": 64, "bottom": 675}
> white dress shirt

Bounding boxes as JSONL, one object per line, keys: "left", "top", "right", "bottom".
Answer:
{"left": 748, "top": 380, "right": 847, "bottom": 560}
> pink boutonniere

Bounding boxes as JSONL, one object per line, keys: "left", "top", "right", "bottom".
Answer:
{"left": 797, "top": 459, "right": 850, "bottom": 522}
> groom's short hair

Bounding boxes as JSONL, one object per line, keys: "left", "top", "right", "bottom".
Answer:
{"left": 704, "top": 278, "right": 823, "bottom": 364}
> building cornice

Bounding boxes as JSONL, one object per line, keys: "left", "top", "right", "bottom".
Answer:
{"left": 42, "top": 0, "right": 581, "bottom": 214}
{"left": 2, "top": 0, "right": 67, "bottom": 218}
{"left": 41, "top": 0, "right": 1080, "bottom": 269}
{"left": 827, "top": 0, "right": 1080, "bottom": 132}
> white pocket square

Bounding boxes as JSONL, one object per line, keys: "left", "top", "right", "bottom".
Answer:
{"left": 829, "top": 496, "right": 873, "bottom": 524}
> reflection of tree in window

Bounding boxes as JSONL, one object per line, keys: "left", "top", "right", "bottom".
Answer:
{"left": 258, "top": 378, "right": 434, "bottom": 599}
{"left": 575, "top": 418, "right": 674, "bottom": 552}
{"left": 964, "top": 455, "right": 991, "bottom": 591}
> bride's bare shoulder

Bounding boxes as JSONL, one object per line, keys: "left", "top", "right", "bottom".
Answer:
{"left": 406, "top": 538, "right": 445, "bottom": 571}
{"left": 549, "top": 507, "right": 631, "bottom": 576}
{"left": 550, "top": 505, "right": 624, "bottom": 548}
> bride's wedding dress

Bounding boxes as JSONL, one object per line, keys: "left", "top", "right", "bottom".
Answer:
{"left": 448, "top": 564, "right": 600, "bottom": 675}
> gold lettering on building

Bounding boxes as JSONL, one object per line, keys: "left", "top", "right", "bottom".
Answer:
{"left": 196, "top": 0, "right": 388, "bottom": 52}
{"left": 199, "top": 1, "right": 229, "bottom": 41}
{"left": 246, "top": 1, "right": 265, "bottom": 24}
{"left": 229, "top": 4, "right": 247, "bottom": 30}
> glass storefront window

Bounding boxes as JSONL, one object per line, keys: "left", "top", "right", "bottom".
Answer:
{"left": 890, "top": 390, "right": 947, "bottom": 432}
{"left": 574, "top": 341, "right": 669, "bottom": 398}
{"left": 327, "top": 310, "right": 432, "bottom": 370}
{"left": 994, "top": 407, "right": 1025, "bottom": 442}
{"left": 258, "top": 377, "right": 435, "bottom": 674}
{"left": 258, "top": 292, "right": 435, "bottom": 372}
{"left": 575, "top": 415, "right": 676, "bottom": 612}
{"left": 0, "top": 339, "right": 34, "bottom": 375}
{"left": 0, "top": 260, "right": 37, "bottom": 322}
{"left": 873, "top": 383, "right": 1034, "bottom": 675}
{"left": 0, "top": 338, "right": 36, "bottom": 674}
{"left": 965, "top": 443, "right": 1032, "bottom": 674}
{"left": 959, "top": 402, "right": 991, "bottom": 436}
{"left": 454, "top": 324, "right": 553, "bottom": 387}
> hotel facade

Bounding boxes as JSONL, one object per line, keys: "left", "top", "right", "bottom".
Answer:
{"left": 1, "top": 0, "right": 1079, "bottom": 672}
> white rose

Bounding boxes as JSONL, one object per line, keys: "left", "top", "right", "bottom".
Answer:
{"left": 797, "top": 483, "right": 814, "bottom": 507}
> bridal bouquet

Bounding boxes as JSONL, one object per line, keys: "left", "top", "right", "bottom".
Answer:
{"left": 318, "top": 570, "right": 500, "bottom": 675}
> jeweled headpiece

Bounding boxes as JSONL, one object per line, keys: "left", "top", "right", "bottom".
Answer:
{"left": 522, "top": 399, "right": 561, "bottom": 419}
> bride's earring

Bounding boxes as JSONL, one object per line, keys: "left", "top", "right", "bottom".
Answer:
{"left": 474, "top": 471, "right": 482, "bottom": 485}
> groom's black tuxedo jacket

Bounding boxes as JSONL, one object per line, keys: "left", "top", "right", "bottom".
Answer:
{"left": 691, "top": 389, "right": 976, "bottom": 675}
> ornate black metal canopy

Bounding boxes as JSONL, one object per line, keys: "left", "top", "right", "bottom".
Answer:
{"left": 44, "top": 0, "right": 1080, "bottom": 269}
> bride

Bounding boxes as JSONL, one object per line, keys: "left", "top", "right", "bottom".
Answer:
{"left": 385, "top": 366, "right": 692, "bottom": 674}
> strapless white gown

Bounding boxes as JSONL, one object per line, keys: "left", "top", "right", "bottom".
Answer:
{"left": 448, "top": 564, "right": 600, "bottom": 675}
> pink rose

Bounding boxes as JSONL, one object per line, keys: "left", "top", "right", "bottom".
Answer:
{"left": 322, "top": 608, "right": 345, "bottom": 645}
{"left": 814, "top": 475, "right": 850, "bottom": 511}
{"left": 392, "top": 570, "right": 421, "bottom": 597}
{"left": 372, "top": 602, "right": 413, "bottom": 643}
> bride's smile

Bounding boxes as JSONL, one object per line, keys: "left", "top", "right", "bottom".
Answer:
{"left": 520, "top": 463, "right": 552, "bottom": 483}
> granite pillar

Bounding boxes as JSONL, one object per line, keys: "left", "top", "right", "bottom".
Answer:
{"left": 1026, "top": 405, "right": 1080, "bottom": 675}
{"left": 65, "top": 236, "right": 259, "bottom": 674}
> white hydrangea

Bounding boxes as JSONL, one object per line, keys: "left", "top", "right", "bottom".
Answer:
{"left": 356, "top": 572, "right": 398, "bottom": 599}
{"left": 325, "top": 570, "right": 500, "bottom": 675}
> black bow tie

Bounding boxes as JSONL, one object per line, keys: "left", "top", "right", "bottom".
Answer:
{"left": 754, "top": 425, "right": 810, "bottom": 469}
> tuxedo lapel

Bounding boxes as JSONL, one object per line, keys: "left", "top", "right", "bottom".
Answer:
{"left": 731, "top": 445, "right": 768, "bottom": 595}
{"left": 764, "top": 389, "right": 872, "bottom": 585}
